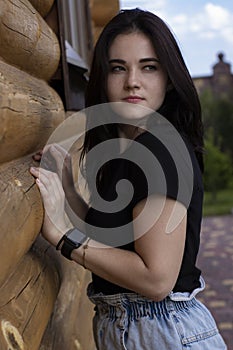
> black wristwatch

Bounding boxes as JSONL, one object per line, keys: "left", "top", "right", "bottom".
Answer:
{"left": 57, "top": 228, "right": 87, "bottom": 260}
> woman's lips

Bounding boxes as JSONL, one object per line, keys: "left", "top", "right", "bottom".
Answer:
{"left": 123, "top": 96, "right": 144, "bottom": 103}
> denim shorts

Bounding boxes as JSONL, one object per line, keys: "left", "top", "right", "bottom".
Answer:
{"left": 87, "top": 277, "right": 227, "bottom": 350}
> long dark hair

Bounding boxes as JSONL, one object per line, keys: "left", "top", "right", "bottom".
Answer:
{"left": 81, "top": 8, "right": 204, "bottom": 194}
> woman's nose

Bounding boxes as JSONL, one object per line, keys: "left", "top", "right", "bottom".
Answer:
{"left": 124, "top": 69, "right": 140, "bottom": 90}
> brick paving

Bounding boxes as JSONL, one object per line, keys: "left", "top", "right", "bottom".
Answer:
{"left": 197, "top": 215, "right": 233, "bottom": 349}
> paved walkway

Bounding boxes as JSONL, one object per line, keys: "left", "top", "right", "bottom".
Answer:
{"left": 197, "top": 215, "right": 233, "bottom": 349}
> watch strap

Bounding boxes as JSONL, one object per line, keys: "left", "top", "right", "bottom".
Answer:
{"left": 61, "top": 228, "right": 86, "bottom": 260}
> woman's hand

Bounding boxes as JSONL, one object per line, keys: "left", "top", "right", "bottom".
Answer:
{"left": 32, "top": 143, "right": 88, "bottom": 230}
{"left": 33, "top": 144, "right": 75, "bottom": 192}
{"left": 30, "top": 166, "right": 69, "bottom": 247}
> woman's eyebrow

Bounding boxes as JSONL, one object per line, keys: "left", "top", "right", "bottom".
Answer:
{"left": 139, "top": 58, "right": 160, "bottom": 63}
{"left": 108, "top": 59, "right": 126, "bottom": 64}
{"left": 108, "top": 58, "right": 160, "bottom": 64}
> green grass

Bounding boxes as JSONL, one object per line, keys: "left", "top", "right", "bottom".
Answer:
{"left": 203, "top": 188, "right": 233, "bottom": 217}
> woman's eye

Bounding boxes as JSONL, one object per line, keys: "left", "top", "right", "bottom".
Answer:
{"left": 110, "top": 65, "right": 125, "bottom": 73}
{"left": 143, "top": 65, "right": 157, "bottom": 71}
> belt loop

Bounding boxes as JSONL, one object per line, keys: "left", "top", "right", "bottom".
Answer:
{"left": 165, "top": 297, "right": 175, "bottom": 313}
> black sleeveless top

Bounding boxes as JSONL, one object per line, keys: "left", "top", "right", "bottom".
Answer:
{"left": 85, "top": 131, "right": 203, "bottom": 295}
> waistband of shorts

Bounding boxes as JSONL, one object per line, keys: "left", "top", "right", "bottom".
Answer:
{"left": 87, "top": 283, "right": 199, "bottom": 321}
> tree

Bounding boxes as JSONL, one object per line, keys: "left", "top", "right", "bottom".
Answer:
{"left": 200, "top": 90, "right": 233, "bottom": 159}
{"left": 203, "top": 129, "right": 233, "bottom": 200}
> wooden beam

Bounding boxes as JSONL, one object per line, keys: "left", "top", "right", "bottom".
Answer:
{"left": 0, "top": 237, "right": 61, "bottom": 350}
{"left": 0, "top": 135, "right": 95, "bottom": 349}
{"left": 0, "top": 59, "right": 65, "bottom": 164}
{"left": 0, "top": 0, "right": 60, "bottom": 81}
{"left": 0, "top": 155, "right": 43, "bottom": 288}
{"left": 40, "top": 260, "right": 95, "bottom": 349}
{"left": 91, "top": 0, "right": 119, "bottom": 26}
{"left": 28, "top": 0, "right": 55, "bottom": 18}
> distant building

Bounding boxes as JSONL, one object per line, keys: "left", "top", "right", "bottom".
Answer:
{"left": 193, "top": 53, "right": 233, "bottom": 100}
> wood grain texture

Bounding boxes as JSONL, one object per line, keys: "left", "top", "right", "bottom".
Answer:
{"left": 28, "top": 0, "right": 55, "bottom": 17}
{"left": 0, "top": 59, "right": 65, "bottom": 164}
{"left": 40, "top": 263, "right": 95, "bottom": 350}
{"left": 0, "top": 155, "right": 43, "bottom": 288}
{"left": 0, "top": 236, "right": 61, "bottom": 350}
{"left": 0, "top": 147, "right": 95, "bottom": 349}
{"left": 0, "top": 0, "right": 60, "bottom": 80}
{"left": 91, "top": 0, "right": 119, "bottom": 26}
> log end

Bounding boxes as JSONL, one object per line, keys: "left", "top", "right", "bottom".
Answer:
{"left": 1, "top": 320, "right": 25, "bottom": 350}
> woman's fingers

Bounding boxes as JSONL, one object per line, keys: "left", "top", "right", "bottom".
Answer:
{"left": 30, "top": 143, "right": 74, "bottom": 193}
{"left": 32, "top": 143, "right": 68, "bottom": 165}
{"left": 32, "top": 150, "right": 43, "bottom": 162}
{"left": 30, "top": 166, "right": 40, "bottom": 177}
{"left": 35, "top": 177, "right": 47, "bottom": 197}
{"left": 41, "top": 144, "right": 71, "bottom": 179}
{"left": 30, "top": 165, "right": 49, "bottom": 179}
{"left": 50, "top": 144, "right": 72, "bottom": 172}
{"left": 31, "top": 167, "right": 67, "bottom": 241}
{"left": 30, "top": 167, "right": 65, "bottom": 206}
{"left": 30, "top": 166, "right": 61, "bottom": 188}
{"left": 40, "top": 146, "right": 58, "bottom": 173}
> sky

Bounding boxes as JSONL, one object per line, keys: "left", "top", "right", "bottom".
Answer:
{"left": 119, "top": 0, "right": 233, "bottom": 77}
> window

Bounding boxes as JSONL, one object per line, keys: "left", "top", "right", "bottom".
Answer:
{"left": 57, "top": 0, "right": 93, "bottom": 110}
{"left": 62, "top": 0, "right": 92, "bottom": 68}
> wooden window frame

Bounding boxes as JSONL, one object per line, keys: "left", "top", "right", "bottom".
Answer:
{"left": 57, "top": 0, "right": 93, "bottom": 111}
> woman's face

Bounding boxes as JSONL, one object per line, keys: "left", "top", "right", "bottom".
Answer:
{"left": 107, "top": 32, "right": 168, "bottom": 115}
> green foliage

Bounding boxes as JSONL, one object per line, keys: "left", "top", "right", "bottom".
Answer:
{"left": 200, "top": 91, "right": 233, "bottom": 202}
{"left": 203, "top": 129, "right": 233, "bottom": 197}
{"left": 200, "top": 90, "right": 233, "bottom": 157}
{"left": 203, "top": 189, "right": 233, "bottom": 216}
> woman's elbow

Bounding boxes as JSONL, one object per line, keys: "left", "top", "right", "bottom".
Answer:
{"left": 147, "top": 285, "right": 171, "bottom": 302}
{"left": 142, "top": 275, "right": 174, "bottom": 302}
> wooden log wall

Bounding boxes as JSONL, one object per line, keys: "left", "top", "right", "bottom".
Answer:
{"left": 0, "top": 237, "right": 61, "bottom": 350}
{"left": 0, "top": 59, "right": 64, "bottom": 164}
{"left": 0, "top": 0, "right": 67, "bottom": 345}
{"left": 28, "top": 0, "right": 55, "bottom": 18}
{"left": 91, "top": 0, "right": 120, "bottom": 42}
{"left": 0, "top": 0, "right": 119, "bottom": 348}
{"left": 0, "top": 0, "right": 60, "bottom": 81}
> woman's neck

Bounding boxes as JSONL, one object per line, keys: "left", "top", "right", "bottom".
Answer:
{"left": 118, "top": 125, "right": 144, "bottom": 153}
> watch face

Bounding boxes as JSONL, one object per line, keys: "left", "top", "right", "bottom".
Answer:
{"left": 67, "top": 228, "right": 86, "bottom": 244}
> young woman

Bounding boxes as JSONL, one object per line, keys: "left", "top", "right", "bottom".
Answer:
{"left": 30, "top": 9, "right": 227, "bottom": 349}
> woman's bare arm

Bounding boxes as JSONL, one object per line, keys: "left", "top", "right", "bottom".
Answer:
{"left": 72, "top": 196, "right": 186, "bottom": 301}
{"left": 30, "top": 165, "right": 186, "bottom": 301}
